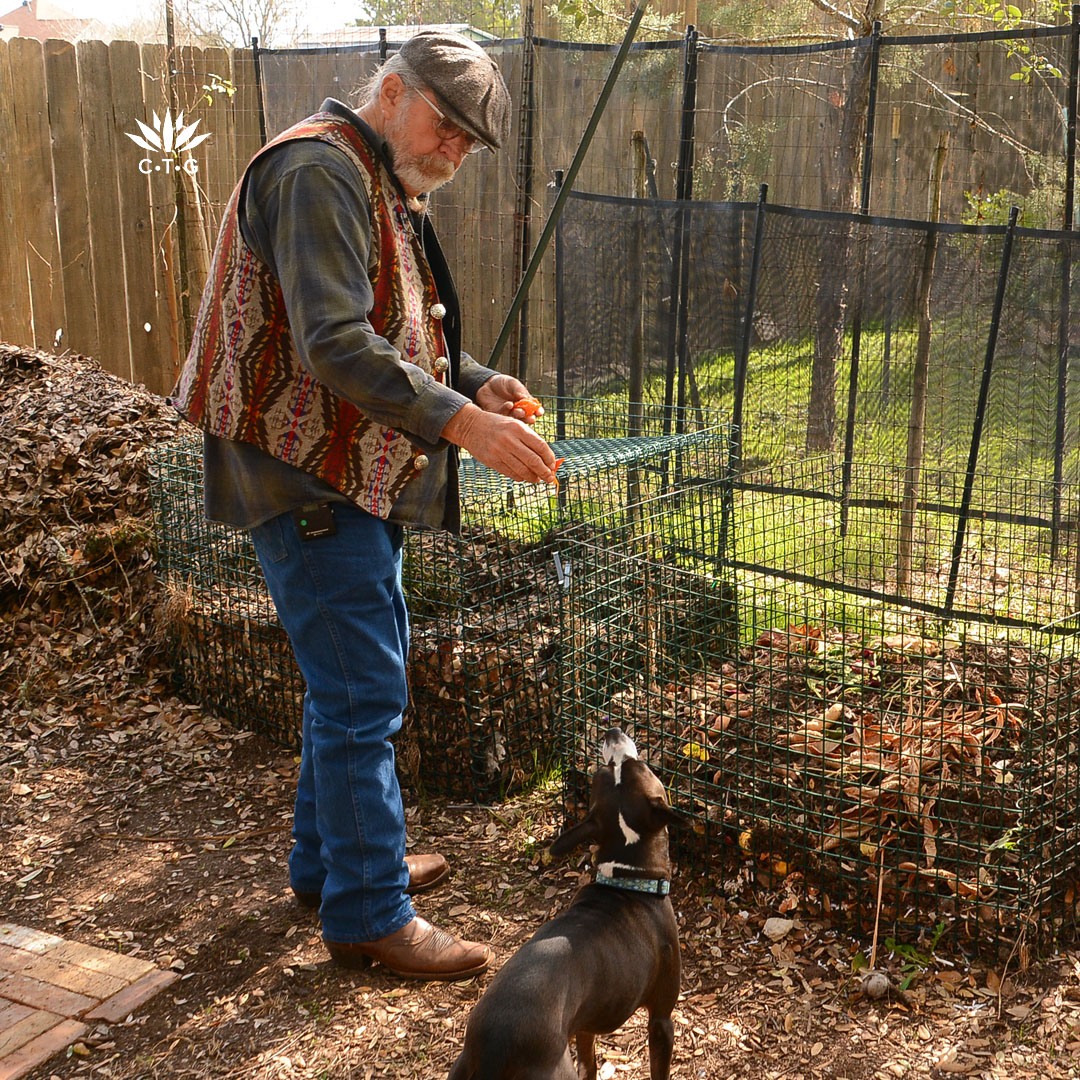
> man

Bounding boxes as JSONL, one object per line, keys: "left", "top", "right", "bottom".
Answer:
{"left": 171, "top": 31, "right": 556, "bottom": 981}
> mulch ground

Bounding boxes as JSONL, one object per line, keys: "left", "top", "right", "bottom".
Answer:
{"left": 3, "top": 343, "right": 1080, "bottom": 1079}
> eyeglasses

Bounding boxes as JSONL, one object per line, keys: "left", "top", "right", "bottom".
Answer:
{"left": 413, "top": 87, "right": 487, "bottom": 155}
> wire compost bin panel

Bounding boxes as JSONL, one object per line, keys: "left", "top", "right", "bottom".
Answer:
{"left": 149, "top": 399, "right": 728, "bottom": 802}
{"left": 561, "top": 485, "right": 1080, "bottom": 954}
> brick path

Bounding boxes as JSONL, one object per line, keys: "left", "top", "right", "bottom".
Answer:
{"left": 0, "top": 923, "right": 179, "bottom": 1079}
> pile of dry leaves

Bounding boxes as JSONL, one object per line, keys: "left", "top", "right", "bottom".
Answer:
{"left": 1, "top": 344, "right": 181, "bottom": 709}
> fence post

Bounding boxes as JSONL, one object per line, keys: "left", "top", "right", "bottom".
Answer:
{"left": 164, "top": 15, "right": 194, "bottom": 356}
{"left": 719, "top": 184, "right": 766, "bottom": 584}
{"left": 728, "top": 183, "right": 768, "bottom": 479}
{"left": 1052, "top": 3, "right": 1080, "bottom": 560}
{"left": 251, "top": 36, "right": 267, "bottom": 146}
{"left": 881, "top": 105, "right": 900, "bottom": 409}
{"left": 671, "top": 25, "right": 700, "bottom": 431}
{"left": 553, "top": 169, "right": 568, "bottom": 516}
{"left": 554, "top": 169, "right": 566, "bottom": 440}
{"left": 379, "top": 28, "right": 388, "bottom": 64}
{"left": 839, "top": 20, "right": 883, "bottom": 539}
{"left": 513, "top": 3, "right": 537, "bottom": 385}
{"left": 859, "top": 20, "right": 882, "bottom": 216}
{"left": 944, "top": 206, "right": 1020, "bottom": 615}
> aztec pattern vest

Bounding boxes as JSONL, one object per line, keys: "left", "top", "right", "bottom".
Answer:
{"left": 171, "top": 113, "right": 449, "bottom": 519}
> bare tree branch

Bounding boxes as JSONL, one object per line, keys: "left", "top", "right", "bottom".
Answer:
{"left": 806, "top": 0, "right": 862, "bottom": 35}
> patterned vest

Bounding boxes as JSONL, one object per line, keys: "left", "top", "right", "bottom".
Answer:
{"left": 170, "top": 113, "right": 449, "bottom": 519}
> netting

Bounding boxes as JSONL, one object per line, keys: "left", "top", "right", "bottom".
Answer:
{"left": 149, "top": 399, "right": 728, "bottom": 802}
{"left": 557, "top": 192, "right": 1080, "bottom": 629}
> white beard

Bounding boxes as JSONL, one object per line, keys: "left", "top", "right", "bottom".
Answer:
{"left": 394, "top": 156, "right": 455, "bottom": 196}
{"left": 385, "top": 105, "right": 457, "bottom": 195}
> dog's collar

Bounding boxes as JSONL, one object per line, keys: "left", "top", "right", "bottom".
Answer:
{"left": 594, "top": 871, "right": 670, "bottom": 896}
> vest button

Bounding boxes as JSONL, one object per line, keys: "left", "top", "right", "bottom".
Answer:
{"left": 430, "top": 303, "right": 447, "bottom": 320}
{"left": 414, "top": 454, "right": 430, "bottom": 471}
{"left": 434, "top": 356, "right": 449, "bottom": 373}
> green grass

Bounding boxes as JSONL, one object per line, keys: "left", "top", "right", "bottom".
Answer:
{"left": 590, "top": 319, "right": 1071, "bottom": 483}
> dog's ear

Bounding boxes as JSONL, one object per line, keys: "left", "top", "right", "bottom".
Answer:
{"left": 548, "top": 811, "right": 600, "bottom": 856}
{"left": 646, "top": 796, "right": 684, "bottom": 830}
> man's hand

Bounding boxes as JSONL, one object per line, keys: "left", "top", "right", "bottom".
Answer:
{"left": 475, "top": 374, "right": 544, "bottom": 424}
{"left": 442, "top": 403, "right": 557, "bottom": 484}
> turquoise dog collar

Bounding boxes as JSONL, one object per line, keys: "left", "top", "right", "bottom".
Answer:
{"left": 595, "top": 872, "right": 670, "bottom": 896}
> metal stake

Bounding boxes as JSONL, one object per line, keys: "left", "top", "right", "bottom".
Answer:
{"left": 251, "top": 36, "right": 267, "bottom": 146}
{"left": 944, "top": 206, "right": 1020, "bottom": 615}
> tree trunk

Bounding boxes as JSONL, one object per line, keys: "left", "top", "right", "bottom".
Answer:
{"left": 897, "top": 134, "right": 949, "bottom": 593}
{"left": 806, "top": 32, "right": 876, "bottom": 452}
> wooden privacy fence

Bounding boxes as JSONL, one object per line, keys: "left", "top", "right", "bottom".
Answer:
{"left": 0, "top": 37, "right": 262, "bottom": 395}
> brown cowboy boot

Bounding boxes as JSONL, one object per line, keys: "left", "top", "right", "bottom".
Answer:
{"left": 324, "top": 916, "right": 492, "bottom": 981}
{"left": 291, "top": 853, "right": 450, "bottom": 909}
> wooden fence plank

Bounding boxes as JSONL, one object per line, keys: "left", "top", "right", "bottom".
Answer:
{"left": 44, "top": 37, "right": 99, "bottom": 359}
{"left": 173, "top": 44, "right": 211, "bottom": 345}
{"left": 140, "top": 42, "right": 183, "bottom": 395}
{"left": 230, "top": 45, "right": 263, "bottom": 168}
{"left": 10, "top": 36, "right": 64, "bottom": 350}
{"left": 76, "top": 39, "right": 131, "bottom": 379}
{"left": 109, "top": 39, "right": 166, "bottom": 388}
{"left": 0, "top": 40, "right": 33, "bottom": 345}
{"left": 201, "top": 45, "right": 238, "bottom": 234}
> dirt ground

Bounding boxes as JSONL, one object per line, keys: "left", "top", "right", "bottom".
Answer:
{"left": 3, "top": 674, "right": 1080, "bottom": 1080}
{"left": 4, "top": 344, "right": 1080, "bottom": 1079}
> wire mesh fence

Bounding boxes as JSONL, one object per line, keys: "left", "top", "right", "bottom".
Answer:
{"left": 149, "top": 399, "right": 727, "bottom": 802}
{"left": 558, "top": 486, "right": 1080, "bottom": 954}
{"left": 556, "top": 192, "right": 1080, "bottom": 626}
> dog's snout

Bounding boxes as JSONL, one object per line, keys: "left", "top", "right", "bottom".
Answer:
{"left": 601, "top": 727, "right": 639, "bottom": 775}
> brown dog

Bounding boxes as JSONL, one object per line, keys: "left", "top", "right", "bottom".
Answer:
{"left": 447, "top": 727, "right": 682, "bottom": 1080}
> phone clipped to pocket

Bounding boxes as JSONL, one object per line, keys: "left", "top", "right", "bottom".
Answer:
{"left": 292, "top": 502, "right": 337, "bottom": 540}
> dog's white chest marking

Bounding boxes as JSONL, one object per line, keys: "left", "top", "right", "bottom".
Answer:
{"left": 618, "top": 812, "right": 641, "bottom": 846}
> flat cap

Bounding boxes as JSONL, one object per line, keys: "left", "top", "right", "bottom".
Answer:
{"left": 398, "top": 30, "right": 511, "bottom": 152}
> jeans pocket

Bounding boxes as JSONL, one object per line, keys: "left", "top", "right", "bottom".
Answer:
{"left": 250, "top": 513, "right": 289, "bottom": 564}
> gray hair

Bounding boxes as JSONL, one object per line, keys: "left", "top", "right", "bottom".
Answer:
{"left": 353, "top": 54, "right": 421, "bottom": 108}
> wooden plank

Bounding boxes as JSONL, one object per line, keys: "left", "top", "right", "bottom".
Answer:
{"left": 201, "top": 45, "right": 237, "bottom": 237}
{"left": 108, "top": 39, "right": 165, "bottom": 387}
{"left": 44, "top": 37, "right": 99, "bottom": 359}
{"left": 140, "top": 42, "right": 182, "bottom": 394}
{"left": 76, "top": 40, "right": 130, "bottom": 379}
{"left": 9, "top": 36, "right": 64, "bottom": 350}
{"left": 0, "top": 40, "right": 33, "bottom": 345}
{"left": 229, "top": 45, "right": 263, "bottom": 169}
{"left": 173, "top": 44, "right": 210, "bottom": 347}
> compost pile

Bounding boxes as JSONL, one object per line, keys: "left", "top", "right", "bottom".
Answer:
{"left": 397, "top": 526, "right": 562, "bottom": 798}
{"left": 601, "top": 621, "right": 1080, "bottom": 940}
{"left": 0, "top": 345, "right": 180, "bottom": 706}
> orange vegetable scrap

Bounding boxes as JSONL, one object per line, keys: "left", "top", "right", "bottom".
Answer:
{"left": 513, "top": 396, "right": 543, "bottom": 419}
{"left": 552, "top": 456, "right": 565, "bottom": 493}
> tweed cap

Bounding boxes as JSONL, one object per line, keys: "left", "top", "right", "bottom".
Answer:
{"left": 398, "top": 30, "right": 511, "bottom": 152}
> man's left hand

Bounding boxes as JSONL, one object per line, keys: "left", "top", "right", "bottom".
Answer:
{"left": 475, "top": 374, "right": 543, "bottom": 424}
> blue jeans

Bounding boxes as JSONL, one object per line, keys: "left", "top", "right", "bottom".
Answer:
{"left": 250, "top": 503, "right": 414, "bottom": 943}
